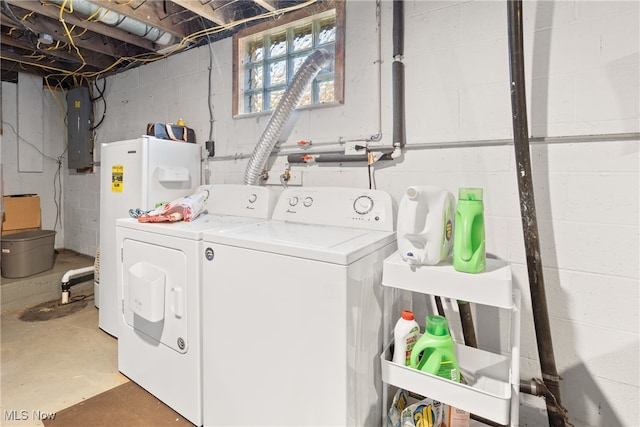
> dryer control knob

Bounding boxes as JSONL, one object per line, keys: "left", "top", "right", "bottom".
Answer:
{"left": 289, "top": 196, "right": 299, "bottom": 206}
{"left": 303, "top": 197, "right": 313, "bottom": 207}
{"left": 248, "top": 194, "right": 257, "bottom": 203}
{"left": 353, "top": 195, "right": 374, "bottom": 215}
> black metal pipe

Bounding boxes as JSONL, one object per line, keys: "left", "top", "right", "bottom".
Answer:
{"left": 315, "top": 153, "right": 367, "bottom": 163}
{"left": 393, "top": 0, "right": 404, "bottom": 57}
{"left": 434, "top": 295, "right": 445, "bottom": 316}
{"left": 286, "top": 153, "right": 368, "bottom": 163}
{"left": 392, "top": 61, "right": 406, "bottom": 149}
{"left": 457, "top": 301, "right": 478, "bottom": 348}
{"left": 520, "top": 378, "right": 555, "bottom": 401}
{"left": 392, "top": 0, "right": 406, "bottom": 149}
{"left": 506, "top": 1, "right": 566, "bottom": 426}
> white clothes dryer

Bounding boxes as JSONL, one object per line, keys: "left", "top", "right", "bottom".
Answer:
{"left": 201, "top": 187, "right": 397, "bottom": 426}
{"left": 116, "top": 184, "right": 276, "bottom": 426}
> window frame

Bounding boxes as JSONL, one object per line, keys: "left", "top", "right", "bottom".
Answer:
{"left": 232, "top": 0, "right": 345, "bottom": 117}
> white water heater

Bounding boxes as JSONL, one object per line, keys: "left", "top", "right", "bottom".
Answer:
{"left": 98, "top": 136, "right": 200, "bottom": 337}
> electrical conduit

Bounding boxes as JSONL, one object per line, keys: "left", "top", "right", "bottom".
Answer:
{"left": 243, "top": 49, "right": 333, "bottom": 185}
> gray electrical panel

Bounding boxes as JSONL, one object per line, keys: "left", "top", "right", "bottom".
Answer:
{"left": 67, "top": 86, "right": 93, "bottom": 169}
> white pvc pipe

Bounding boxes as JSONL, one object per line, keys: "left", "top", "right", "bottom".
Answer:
{"left": 62, "top": 266, "right": 95, "bottom": 284}
{"left": 61, "top": 265, "right": 95, "bottom": 304}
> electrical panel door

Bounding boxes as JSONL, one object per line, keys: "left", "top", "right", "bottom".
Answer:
{"left": 67, "top": 86, "right": 92, "bottom": 169}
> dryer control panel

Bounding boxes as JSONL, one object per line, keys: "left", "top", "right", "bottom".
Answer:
{"left": 272, "top": 187, "right": 396, "bottom": 231}
{"left": 196, "top": 184, "right": 277, "bottom": 218}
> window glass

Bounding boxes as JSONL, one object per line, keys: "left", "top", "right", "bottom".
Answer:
{"left": 293, "top": 24, "right": 313, "bottom": 52}
{"left": 318, "top": 80, "right": 335, "bottom": 103}
{"left": 248, "top": 40, "right": 264, "bottom": 63}
{"left": 234, "top": 5, "right": 343, "bottom": 115}
{"left": 268, "top": 32, "right": 287, "bottom": 58}
{"left": 247, "top": 65, "right": 263, "bottom": 90}
{"left": 268, "top": 89, "right": 285, "bottom": 110}
{"left": 269, "top": 60, "right": 287, "bottom": 86}
{"left": 247, "top": 93, "right": 264, "bottom": 113}
{"left": 318, "top": 17, "right": 336, "bottom": 45}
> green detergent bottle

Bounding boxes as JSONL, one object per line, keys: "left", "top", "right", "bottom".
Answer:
{"left": 453, "top": 188, "right": 486, "bottom": 273}
{"left": 409, "top": 315, "right": 460, "bottom": 382}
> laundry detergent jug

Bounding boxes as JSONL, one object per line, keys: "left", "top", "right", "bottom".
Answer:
{"left": 452, "top": 188, "right": 485, "bottom": 273}
{"left": 397, "top": 186, "right": 455, "bottom": 265}
{"left": 409, "top": 315, "right": 460, "bottom": 382}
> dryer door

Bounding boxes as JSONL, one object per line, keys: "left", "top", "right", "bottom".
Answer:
{"left": 122, "top": 238, "right": 188, "bottom": 353}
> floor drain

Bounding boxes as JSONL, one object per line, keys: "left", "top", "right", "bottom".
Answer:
{"left": 20, "top": 297, "right": 89, "bottom": 322}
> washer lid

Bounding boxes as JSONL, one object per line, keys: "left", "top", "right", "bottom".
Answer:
{"left": 203, "top": 220, "right": 396, "bottom": 265}
{"left": 116, "top": 214, "right": 267, "bottom": 240}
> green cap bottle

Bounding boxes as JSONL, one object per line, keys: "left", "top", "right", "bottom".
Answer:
{"left": 452, "top": 188, "right": 486, "bottom": 273}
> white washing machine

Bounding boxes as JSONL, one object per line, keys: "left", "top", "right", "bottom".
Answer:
{"left": 116, "top": 184, "right": 277, "bottom": 426}
{"left": 201, "top": 187, "right": 397, "bottom": 426}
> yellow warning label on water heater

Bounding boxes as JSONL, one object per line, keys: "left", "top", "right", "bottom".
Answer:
{"left": 74, "top": 100, "right": 81, "bottom": 108}
{"left": 112, "top": 165, "right": 124, "bottom": 192}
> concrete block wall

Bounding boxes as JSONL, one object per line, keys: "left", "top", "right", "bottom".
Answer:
{"left": 63, "top": 170, "right": 100, "bottom": 257}
{"left": 1, "top": 78, "right": 66, "bottom": 249}
{"left": 58, "top": 1, "right": 637, "bottom": 426}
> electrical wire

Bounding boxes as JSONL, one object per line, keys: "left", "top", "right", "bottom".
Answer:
{"left": 1, "top": 0, "right": 319, "bottom": 86}
{"left": 53, "top": 154, "right": 63, "bottom": 231}
{"left": 1, "top": 0, "right": 36, "bottom": 35}
{"left": 89, "top": 76, "right": 107, "bottom": 130}
{"left": 2, "top": 121, "right": 61, "bottom": 163}
{"left": 200, "top": 16, "right": 215, "bottom": 143}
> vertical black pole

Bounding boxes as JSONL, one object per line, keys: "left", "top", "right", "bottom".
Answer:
{"left": 392, "top": 0, "right": 405, "bottom": 149}
{"left": 506, "top": 1, "right": 566, "bottom": 426}
{"left": 457, "top": 301, "right": 478, "bottom": 348}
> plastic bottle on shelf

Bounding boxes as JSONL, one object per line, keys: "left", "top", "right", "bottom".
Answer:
{"left": 396, "top": 185, "right": 455, "bottom": 266}
{"left": 409, "top": 315, "right": 460, "bottom": 382}
{"left": 452, "top": 188, "right": 486, "bottom": 274}
{"left": 392, "top": 310, "right": 420, "bottom": 366}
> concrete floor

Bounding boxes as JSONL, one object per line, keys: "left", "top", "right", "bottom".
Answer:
{"left": 2, "top": 250, "right": 96, "bottom": 312}
{"left": 1, "top": 251, "right": 127, "bottom": 426}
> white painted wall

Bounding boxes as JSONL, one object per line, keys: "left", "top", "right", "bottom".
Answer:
{"left": 1, "top": 77, "right": 66, "bottom": 249}
{"left": 13, "top": 0, "right": 634, "bottom": 425}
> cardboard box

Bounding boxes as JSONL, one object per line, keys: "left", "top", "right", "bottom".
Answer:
{"left": 2, "top": 195, "right": 41, "bottom": 235}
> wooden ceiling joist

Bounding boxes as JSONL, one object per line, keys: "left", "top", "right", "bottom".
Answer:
{"left": 170, "top": 0, "right": 230, "bottom": 26}
{"left": 0, "top": 0, "right": 317, "bottom": 88}
{"left": 6, "top": 0, "right": 156, "bottom": 51}
{"left": 1, "top": 26, "right": 114, "bottom": 69}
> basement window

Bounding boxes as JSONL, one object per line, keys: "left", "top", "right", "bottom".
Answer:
{"left": 233, "top": 2, "right": 344, "bottom": 116}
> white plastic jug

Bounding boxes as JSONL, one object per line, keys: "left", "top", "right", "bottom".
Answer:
{"left": 397, "top": 185, "right": 455, "bottom": 265}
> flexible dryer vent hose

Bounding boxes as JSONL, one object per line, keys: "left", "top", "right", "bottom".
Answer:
{"left": 243, "top": 49, "right": 333, "bottom": 186}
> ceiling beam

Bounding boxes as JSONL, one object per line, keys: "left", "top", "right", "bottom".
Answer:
{"left": 253, "top": 0, "right": 278, "bottom": 12}
{"left": 6, "top": 0, "right": 156, "bottom": 51}
{"left": 3, "top": 4, "right": 143, "bottom": 61}
{"left": 0, "top": 59, "right": 74, "bottom": 89}
{"left": 1, "top": 48, "right": 100, "bottom": 75}
{"left": 170, "top": 0, "right": 230, "bottom": 26}
{"left": 1, "top": 26, "right": 114, "bottom": 69}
